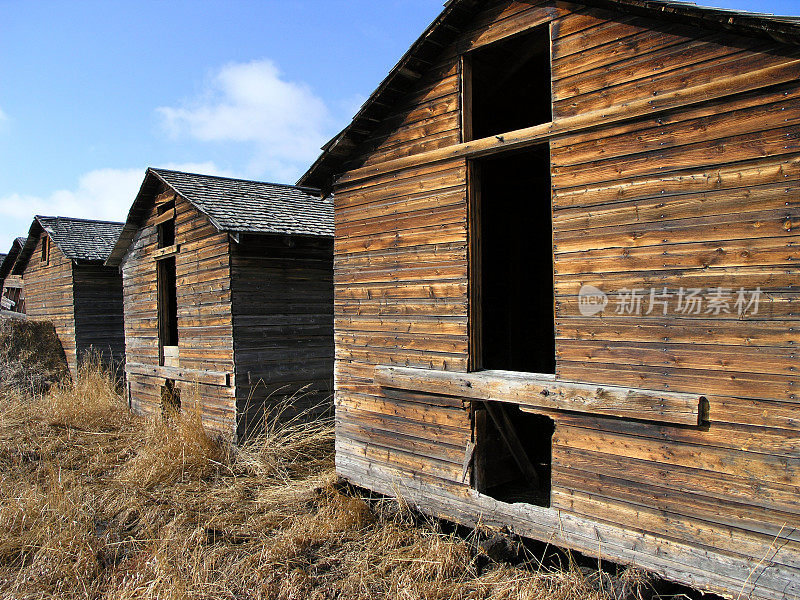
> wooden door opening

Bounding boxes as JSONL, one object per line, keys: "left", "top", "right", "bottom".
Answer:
{"left": 156, "top": 198, "right": 178, "bottom": 367}
{"left": 471, "top": 145, "right": 555, "bottom": 374}
{"left": 473, "top": 403, "right": 553, "bottom": 507}
{"left": 157, "top": 256, "right": 178, "bottom": 366}
{"left": 463, "top": 23, "right": 552, "bottom": 142}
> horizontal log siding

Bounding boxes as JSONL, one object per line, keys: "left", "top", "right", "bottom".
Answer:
{"left": 21, "top": 236, "right": 77, "bottom": 374}
{"left": 333, "top": 155, "right": 473, "bottom": 526}
{"left": 230, "top": 235, "right": 334, "bottom": 435}
{"left": 72, "top": 264, "right": 125, "bottom": 369}
{"left": 333, "top": 2, "right": 800, "bottom": 599}
{"left": 548, "top": 7, "right": 800, "bottom": 596}
{"left": 121, "top": 190, "right": 236, "bottom": 435}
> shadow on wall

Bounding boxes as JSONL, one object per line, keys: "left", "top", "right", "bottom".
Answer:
{"left": 0, "top": 316, "right": 70, "bottom": 397}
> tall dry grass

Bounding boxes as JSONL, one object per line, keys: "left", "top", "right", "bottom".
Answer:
{"left": 0, "top": 362, "right": 654, "bottom": 600}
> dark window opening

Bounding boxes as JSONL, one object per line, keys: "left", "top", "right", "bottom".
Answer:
{"left": 41, "top": 236, "right": 50, "bottom": 264}
{"left": 466, "top": 25, "right": 552, "bottom": 141}
{"left": 157, "top": 256, "right": 178, "bottom": 364}
{"left": 473, "top": 404, "right": 553, "bottom": 507}
{"left": 157, "top": 201, "right": 176, "bottom": 249}
{"left": 474, "top": 146, "right": 555, "bottom": 374}
{"left": 160, "top": 379, "right": 181, "bottom": 418}
{"left": 159, "top": 220, "right": 175, "bottom": 248}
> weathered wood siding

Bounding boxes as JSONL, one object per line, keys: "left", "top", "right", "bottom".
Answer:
{"left": 121, "top": 189, "right": 236, "bottom": 433}
{"left": 1, "top": 275, "right": 25, "bottom": 313}
{"left": 21, "top": 235, "right": 78, "bottom": 373}
{"left": 332, "top": 2, "right": 800, "bottom": 598}
{"left": 230, "top": 235, "right": 334, "bottom": 436}
{"left": 73, "top": 264, "right": 125, "bottom": 369}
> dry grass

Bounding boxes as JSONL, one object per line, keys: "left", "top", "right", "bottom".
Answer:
{"left": 0, "top": 363, "right": 653, "bottom": 600}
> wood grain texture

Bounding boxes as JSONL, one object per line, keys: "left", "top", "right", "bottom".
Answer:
{"left": 375, "top": 365, "right": 703, "bottom": 425}
{"left": 121, "top": 185, "right": 334, "bottom": 439}
{"left": 21, "top": 235, "right": 124, "bottom": 376}
{"left": 121, "top": 186, "right": 237, "bottom": 435}
{"left": 22, "top": 235, "right": 78, "bottom": 373}
{"left": 330, "top": 1, "right": 800, "bottom": 599}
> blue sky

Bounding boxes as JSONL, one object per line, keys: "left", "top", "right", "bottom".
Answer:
{"left": 0, "top": 0, "right": 798, "bottom": 250}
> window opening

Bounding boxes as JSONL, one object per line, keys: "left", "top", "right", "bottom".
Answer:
{"left": 472, "top": 145, "right": 555, "bottom": 374}
{"left": 465, "top": 24, "right": 552, "bottom": 141}
{"left": 473, "top": 403, "right": 554, "bottom": 507}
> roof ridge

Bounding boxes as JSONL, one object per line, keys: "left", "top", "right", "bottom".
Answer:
{"left": 35, "top": 215, "right": 124, "bottom": 227}
{"left": 149, "top": 167, "right": 323, "bottom": 195}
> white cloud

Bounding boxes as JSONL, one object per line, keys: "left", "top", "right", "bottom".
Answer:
{"left": 157, "top": 59, "right": 332, "bottom": 182}
{"left": 0, "top": 168, "right": 144, "bottom": 226}
{"left": 0, "top": 162, "right": 227, "bottom": 251}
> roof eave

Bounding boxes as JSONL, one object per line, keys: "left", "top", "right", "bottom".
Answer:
{"left": 106, "top": 168, "right": 175, "bottom": 267}
{"left": 299, "top": 0, "right": 800, "bottom": 190}
{"left": 11, "top": 218, "right": 47, "bottom": 276}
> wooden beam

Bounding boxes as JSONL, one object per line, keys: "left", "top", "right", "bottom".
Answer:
{"left": 460, "top": 440, "right": 475, "bottom": 484}
{"left": 126, "top": 362, "right": 231, "bottom": 387}
{"left": 336, "top": 59, "right": 800, "bottom": 187}
{"left": 155, "top": 191, "right": 176, "bottom": 205}
{"left": 460, "top": 54, "right": 473, "bottom": 143}
{"left": 152, "top": 208, "right": 176, "bottom": 226}
{"left": 483, "top": 401, "right": 540, "bottom": 488}
{"left": 374, "top": 366, "right": 703, "bottom": 426}
{"left": 152, "top": 244, "right": 180, "bottom": 260}
{"left": 472, "top": 408, "right": 487, "bottom": 492}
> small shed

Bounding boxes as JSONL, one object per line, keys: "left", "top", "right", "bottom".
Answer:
{"left": 106, "top": 168, "right": 334, "bottom": 439}
{"left": 0, "top": 237, "right": 27, "bottom": 313}
{"left": 300, "top": 1, "right": 800, "bottom": 598}
{"left": 12, "top": 217, "right": 125, "bottom": 375}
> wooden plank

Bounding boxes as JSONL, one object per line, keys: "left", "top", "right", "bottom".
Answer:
{"left": 335, "top": 59, "right": 800, "bottom": 186}
{"left": 125, "top": 362, "right": 231, "bottom": 387}
{"left": 154, "top": 191, "right": 176, "bottom": 205}
{"left": 152, "top": 208, "right": 176, "bottom": 226}
{"left": 374, "top": 366, "right": 702, "bottom": 426}
{"left": 152, "top": 243, "right": 180, "bottom": 260}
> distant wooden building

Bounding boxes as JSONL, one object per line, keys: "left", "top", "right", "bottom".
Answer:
{"left": 300, "top": 2, "right": 800, "bottom": 598}
{"left": 12, "top": 217, "right": 125, "bottom": 375}
{"left": 106, "top": 168, "right": 334, "bottom": 439}
{"left": 0, "top": 237, "right": 26, "bottom": 313}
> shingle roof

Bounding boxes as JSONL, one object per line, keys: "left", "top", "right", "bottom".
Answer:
{"left": 35, "top": 216, "right": 124, "bottom": 261}
{"left": 0, "top": 237, "right": 27, "bottom": 285}
{"left": 12, "top": 217, "right": 123, "bottom": 275}
{"left": 151, "top": 168, "right": 333, "bottom": 237}
{"left": 106, "top": 168, "right": 332, "bottom": 267}
{"left": 299, "top": 0, "right": 800, "bottom": 190}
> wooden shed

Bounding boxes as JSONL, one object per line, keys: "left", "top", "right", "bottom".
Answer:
{"left": 12, "top": 217, "right": 125, "bottom": 375}
{"left": 0, "top": 237, "right": 27, "bottom": 313}
{"left": 299, "top": 1, "right": 800, "bottom": 598}
{"left": 105, "top": 168, "right": 334, "bottom": 439}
